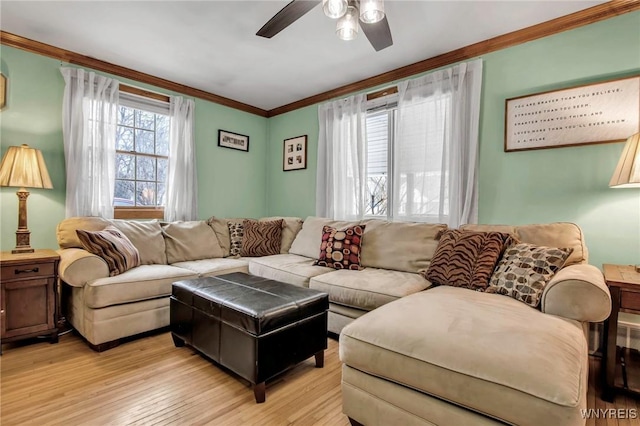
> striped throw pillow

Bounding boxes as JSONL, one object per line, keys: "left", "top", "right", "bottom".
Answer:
{"left": 76, "top": 225, "right": 141, "bottom": 276}
{"left": 422, "top": 230, "right": 517, "bottom": 291}
{"left": 240, "top": 219, "right": 283, "bottom": 257}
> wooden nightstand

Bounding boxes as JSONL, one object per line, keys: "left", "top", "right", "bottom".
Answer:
{"left": 0, "top": 249, "right": 60, "bottom": 352}
{"left": 602, "top": 263, "right": 640, "bottom": 402}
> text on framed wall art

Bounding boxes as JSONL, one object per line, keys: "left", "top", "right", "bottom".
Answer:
{"left": 505, "top": 75, "right": 639, "bottom": 152}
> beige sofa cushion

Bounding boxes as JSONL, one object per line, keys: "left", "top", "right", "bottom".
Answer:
{"left": 289, "top": 216, "right": 361, "bottom": 259}
{"left": 247, "top": 254, "right": 332, "bottom": 287}
{"left": 340, "top": 286, "right": 588, "bottom": 426}
{"left": 360, "top": 220, "right": 447, "bottom": 273}
{"left": 310, "top": 268, "right": 431, "bottom": 311}
{"left": 112, "top": 219, "right": 167, "bottom": 265}
{"left": 57, "top": 217, "right": 112, "bottom": 249}
{"left": 259, "top": 216, "right": 303, "bottom": 254}
{"left": 207, "top": 217, "right": 246, "bottom": 257}
{"left": 163, "top": 221, "right": 224, "bottom": 264}
{"left": 461, "top": 222, "right": 587, "bottom": 266}
{"left": 84, "top": 265, "right": 198, "bottom": 308}
{"left": 171, "top": 258, "right": 249, "bottom": 277}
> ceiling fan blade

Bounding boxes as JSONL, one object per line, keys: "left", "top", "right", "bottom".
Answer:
{"left": 256, "top": 0, "right": 321, "bottom": 38}
{"left": 360, "top": 15, "right": 393, "bottom": 51}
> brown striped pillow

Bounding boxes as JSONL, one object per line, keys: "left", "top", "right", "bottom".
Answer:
{"left": 76, "top": 225, "right": 141, "bottom": 276}
{"left": 239, "top": 219, "right": 283, "bottom": 257}
{"left": 421, "top": 230, "right": 517, "bottom": 291}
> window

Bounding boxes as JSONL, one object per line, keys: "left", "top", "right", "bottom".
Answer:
{"left": 365, "top": 109, "right": 394, "bottom": 217}
{"left": 114, "top": 92, "right": 170, "bottom": 219}
{"left": 365, "top": 92, "right": 452, "bottom": 222}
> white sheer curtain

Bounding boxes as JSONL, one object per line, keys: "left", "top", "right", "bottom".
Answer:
{"left": 60, "top": 67, "right": 119, "bottom": 218}
{"left": 164, "top": 96, "right": 197, "bottom": 221}
{"left": 395, "top": 59, "right": 483, "bottom": 227}
{"left": 316, "top": 94, "right": 367, "bottom": 220}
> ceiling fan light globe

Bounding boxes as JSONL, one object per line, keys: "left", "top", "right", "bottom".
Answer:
{"left": 336, "top": 5, "right": 359, "bottom": 40}
{"left": 323, "top": 0, "right": 348, "bottom": 19}
{"left": 359, "top": 0, "right": 385, "bottom": 24}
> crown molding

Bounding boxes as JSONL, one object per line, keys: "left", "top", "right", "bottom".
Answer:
{"left": 267, "top": 0, "right": 640, "bottom": 116}
{"left": 0, "top": 31, "right": 269, "bottom": 117}
{"left": 1, "top": 1, "right": 638, "bottom": 119}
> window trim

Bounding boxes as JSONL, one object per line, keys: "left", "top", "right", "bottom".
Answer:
{"left": 114, "top": 206, "right": 164, "bottom": 220}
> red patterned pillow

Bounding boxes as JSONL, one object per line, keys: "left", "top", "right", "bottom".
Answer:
{"left": 314, "top": 225, "right": 366, "bottom": 270}
{"left": 422, "top": 230, "right": 517, "bottom": 291}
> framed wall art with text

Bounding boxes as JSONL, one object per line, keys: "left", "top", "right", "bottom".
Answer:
{"left": 505, "top": 75, "right": 639, "bottom": 152}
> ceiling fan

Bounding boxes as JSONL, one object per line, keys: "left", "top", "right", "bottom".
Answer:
{"left": 256, "top": 0, "right": 393, "bottom": 52}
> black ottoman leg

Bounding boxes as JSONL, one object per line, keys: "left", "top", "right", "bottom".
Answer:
{"left": 172, "top": 333, "right": 185, "bottom": 347}
{"left": 315, "top": 350, "right": 324, "bottom": 368}
{"left": 253, "top": 382, "right": 266, "bottom": 403}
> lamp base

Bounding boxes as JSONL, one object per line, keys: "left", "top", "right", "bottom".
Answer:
{"left": 11, "top": 247, "right": 35, "bottom": 254}
{"left": 13, "top": 221, "right": 33, "bottom": 254}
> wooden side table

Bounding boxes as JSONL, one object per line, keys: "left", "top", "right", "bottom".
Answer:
{"left": 0, "top": 249, "right": 60, "bottom": 351}
{"left": 601, "top": 263, "right": 640, "bottom": 402}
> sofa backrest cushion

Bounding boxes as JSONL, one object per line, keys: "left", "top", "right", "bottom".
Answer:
{"left": 57, "top": 217, "right": 112, "bottom": 249}
{"left": 289, "top": 216, "right": 361, "bottom": 259}
{"left": 207, "top": 217, "right": 246, "bottom": 257}
{"left": 259, "top": 216, "right": 303, "bottom": 254}
{"left": 360, "top": 220, "right": 448, "bottom": 273}
{"left": 111, "top": 219, "right": 167, "bottom": 265}
{"left": 461, "top": 222, "right": 587, "bottom": 266}
{"left": 515, "top": 223, "right": 587, "bottom": 266}
{"left": 163, "top": 221, "right": 224, "bottom": 264}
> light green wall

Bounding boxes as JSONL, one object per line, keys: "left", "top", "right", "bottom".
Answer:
{"left": 0, "top": 45, "right": 268, "bottom": 251}
{"left": 267, "top": 107, "right": 319, "bottom": 217}
{"left": 265, "top": 11, "right": 640, "bottom": 269}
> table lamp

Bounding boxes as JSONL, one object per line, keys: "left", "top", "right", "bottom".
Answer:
{"left": 609, "top": 132, "right": 640, "bottom": 271}
{"left": 0, "top": 144, "right": 53, "bottom": 253}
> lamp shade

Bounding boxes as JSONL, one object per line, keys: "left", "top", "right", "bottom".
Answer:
{"left": 0, "top": 144, "right": 53, "bottom": 189}
{"left": 610, "top": 133, "right": 640, "bottom": 188}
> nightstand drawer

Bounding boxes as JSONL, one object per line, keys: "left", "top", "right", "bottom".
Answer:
{"left": 621, "top": 290, "right": 640, "bottom": 311}
{"left": 1, "top": 262, "right": 55, "bottom": 281}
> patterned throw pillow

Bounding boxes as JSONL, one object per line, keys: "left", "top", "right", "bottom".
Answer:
{"left": 240, "top": 219, "right": 284, "bottom": 257}
{"left": 76, "top": 225, "right": 141, "bottom": 276}
{"left": 313, "top": 225, "right": 366, "bottom": 270}
{"left": 422, "top": 230, "right": 517, "bottom": 291}
{"left": 228, "top": 222, "right": 244, "bottom": 257}
{"left": 488, "top": 243, "right": 573, "bottom": 308}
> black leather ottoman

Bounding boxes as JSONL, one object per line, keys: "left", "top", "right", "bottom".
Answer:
{"left": 170, "top": 272, "right": 329, "bottom": 403}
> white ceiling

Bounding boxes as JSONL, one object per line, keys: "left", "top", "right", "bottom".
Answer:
{"left": 1, "top": 1, "right": 607, "bottom": 111}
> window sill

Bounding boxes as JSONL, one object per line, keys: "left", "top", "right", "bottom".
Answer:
{"left": 114, "top": 207, "right": 164, "bottom": 220}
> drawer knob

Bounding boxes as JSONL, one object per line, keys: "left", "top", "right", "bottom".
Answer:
{"left": 15, "top": 267, "right": 39, "bottom": 274}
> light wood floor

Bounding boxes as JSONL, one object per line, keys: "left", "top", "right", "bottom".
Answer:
{"left": 1, "top": 332, "right": 637, "bottom": 426}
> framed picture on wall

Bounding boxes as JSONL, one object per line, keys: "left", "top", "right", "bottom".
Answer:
{"left": 218, "top": 129, "right": 249, "bottom": 152}
{"left": 504, "top": 75, "right": 640, "bottom": 152}
{"left": 283, "top": 135, "right": 307, "bottom": 171}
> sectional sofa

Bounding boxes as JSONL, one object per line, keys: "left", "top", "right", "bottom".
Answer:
{"left": 57, "top": 215, "right": 611, "bottom": 425}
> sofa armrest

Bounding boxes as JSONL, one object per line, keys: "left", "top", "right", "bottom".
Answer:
{"left": 58, "top": 248, "right": 109, "bottom": 287}
{"left": 541, "top": 264, "right": 611, "bottom": 322}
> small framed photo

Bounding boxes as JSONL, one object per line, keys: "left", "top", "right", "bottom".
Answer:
{"left": 218, "top": 129, "right": 249, "bottom": 152}
{"left": 283, "top": 135, "right": 307, "bottom": 171}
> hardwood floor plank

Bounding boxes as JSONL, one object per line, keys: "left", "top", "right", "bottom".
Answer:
{"left": 1, "top": 332, "right": 635, "bottom": 426}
